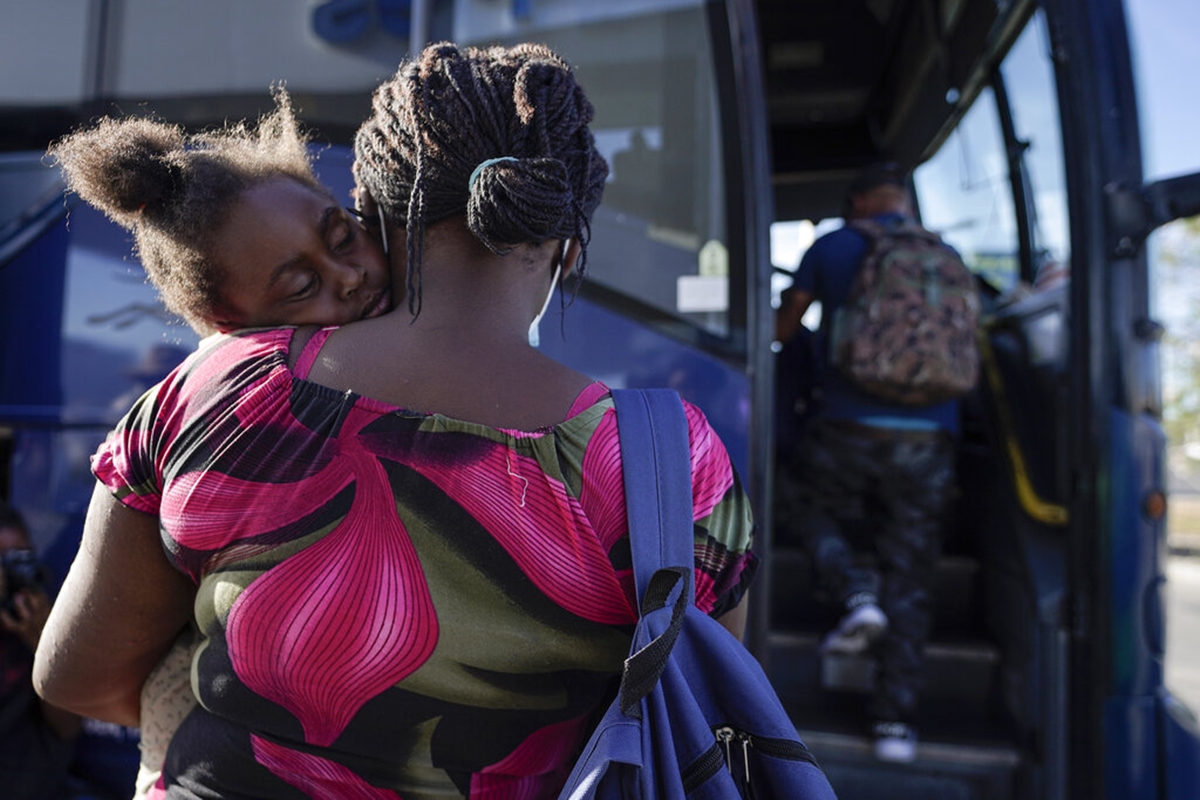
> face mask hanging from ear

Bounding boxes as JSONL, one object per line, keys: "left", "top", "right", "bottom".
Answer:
{"left": 528, "top": 262, "right": 562, "bottom": 348}
{"left": 377, "top": 206, "right": 389, "bottom": 255}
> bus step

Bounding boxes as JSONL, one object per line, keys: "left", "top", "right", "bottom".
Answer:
{"left": 797, "top": 725, "right": 1022, "bottom": 800}
{"left": 766, "top": 630, "right": 1001, "bottom": 717}
{"left": 769, "top": 549, "right": 984, "bottom": 638}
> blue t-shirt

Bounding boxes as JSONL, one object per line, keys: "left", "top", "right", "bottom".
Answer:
{"left": 793, "top": 213, "right": 959, "bottom": 434}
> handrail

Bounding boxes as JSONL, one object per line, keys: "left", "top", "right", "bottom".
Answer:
{"left": 977, "top": 326, "right": 1070, "bottom": 526}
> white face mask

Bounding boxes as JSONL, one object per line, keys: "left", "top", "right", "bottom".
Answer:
{"left": 377, "top": 206, "right": 389, "bottom": 255}
{"left": 528, "top": 263, "right": 562, "bottom": 348}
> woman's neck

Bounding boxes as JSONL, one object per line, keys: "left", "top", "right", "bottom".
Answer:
{"left": 301, "top": 220, "right": 590, "bottom": 429}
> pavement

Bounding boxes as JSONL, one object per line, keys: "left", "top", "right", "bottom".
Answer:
{"left": 1171, "top": 533, "right": 1200, "bottom": 558}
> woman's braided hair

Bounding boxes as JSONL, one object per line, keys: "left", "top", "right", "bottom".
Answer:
{"left": 353, "top": 42, "right": 609, "bottom": 315}
{"left": 46, "top": 89, "right": 322, "bottom": 330}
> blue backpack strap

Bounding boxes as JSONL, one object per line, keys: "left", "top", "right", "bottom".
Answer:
{"left": 610, "top": 388, "right": 694, "bottom": 610}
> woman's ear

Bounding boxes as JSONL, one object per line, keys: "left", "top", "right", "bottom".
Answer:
{"left": 354, "top": 188, "right": 379, "bottom": 217}
{"left": 354, "top": 190, "right": 391, "bottom": 255}
{"left": 560, "top": 238, "right": 582, "bottom": 277}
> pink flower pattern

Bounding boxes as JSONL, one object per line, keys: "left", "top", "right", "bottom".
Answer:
{"left": 93, "top": 328, "right": 756, "bottom": 798}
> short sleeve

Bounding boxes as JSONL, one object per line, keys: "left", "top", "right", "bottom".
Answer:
{"left": 92, "top": 380, "right": 174, "bottom": 516}
{"left": 793, "top": 238, "right": 822, "bottom": 294}
{"left": 91, "top": 329, "right": 294, "bottom": 518}
{"left": 682, "top": 400, "right": 758, "bottom": 618}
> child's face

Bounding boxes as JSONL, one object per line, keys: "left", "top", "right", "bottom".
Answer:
{"left": 209, "top": 177, "right": 391, "bottom": 331}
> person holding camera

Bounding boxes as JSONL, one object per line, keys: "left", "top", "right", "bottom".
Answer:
{"left": 0, "top": 501, "right": 81, "bottom": 798}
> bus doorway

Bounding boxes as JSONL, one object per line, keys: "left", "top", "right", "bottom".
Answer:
{"left": 3, "top": 0, "right": 1200, "bottom": 797}
{"left": 761, "top": 1, "right": 1200, "bottom": 797}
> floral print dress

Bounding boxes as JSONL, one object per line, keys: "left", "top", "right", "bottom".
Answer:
{"left": 93, "top": 326, "right": 757, "bottom": 799}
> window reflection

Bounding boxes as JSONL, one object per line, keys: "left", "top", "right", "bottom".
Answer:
{"left": 1000, "top": 11, "right": 1071, "bottom": 286}
{"left": 914, "top": 87, "right": 1018, "bottom": 294}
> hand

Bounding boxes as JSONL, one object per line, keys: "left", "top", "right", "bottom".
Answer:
{"left": 0, "top": 588, "right": 52, "bottom": 651}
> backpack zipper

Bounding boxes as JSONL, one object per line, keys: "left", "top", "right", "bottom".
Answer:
{"left": 708, "top": 725, "right": 820, "bottom": 795}
{"left": 681, "top": 740, "right": 727, "bottom": 792}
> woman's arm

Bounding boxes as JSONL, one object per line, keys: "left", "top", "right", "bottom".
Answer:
{"left": 716, "top": 601, "right": 748, "bottom": 640}
{"left": 33, "top": 483, "right": 195, "bottom": 727}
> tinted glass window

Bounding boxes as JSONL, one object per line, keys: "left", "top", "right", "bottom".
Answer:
{"left": 999, "top": 11, "right": 1071, "bottom": 285}
{"left": 0, "top": 153, "right": 63, "bottom": 243}
{"left": 914, "top": 87, "right": 1019, "bottom": 294}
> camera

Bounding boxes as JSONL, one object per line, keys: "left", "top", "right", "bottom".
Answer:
{"left": 1, "top": 548, "right": 52, "bottom": 613}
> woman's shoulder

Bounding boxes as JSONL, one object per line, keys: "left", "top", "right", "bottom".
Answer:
{"left": 144, "top": 327, "right": 299, "bottom": 416}
{"left": 199, "top": 326, "right": 297, "bottom": 358}
{"left": 577, "top": 390, "right": 728, "bottom": 468}
{"left": 563, "top": 381, "right": 611, "bottom": 420}
{"left": 183, "top": 327, "right": 297, "bottom": 378}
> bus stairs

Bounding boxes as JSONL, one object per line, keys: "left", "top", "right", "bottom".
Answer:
{"left": 766, "top": 546, "right": 1024, "bottom": 799}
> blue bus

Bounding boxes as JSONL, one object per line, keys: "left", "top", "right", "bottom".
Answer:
{"left": 2, "top": 1, "right": 1199, "bottom": 797}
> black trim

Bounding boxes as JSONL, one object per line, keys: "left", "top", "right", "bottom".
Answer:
{"left": 714, "top": 0, "right": 776, "bottom": 662}
{"left": 1042, "top": 0, "right": 1147, "bottom": 796}
{"left": 992, "top": 71, "right": 1037, "bottom": 285}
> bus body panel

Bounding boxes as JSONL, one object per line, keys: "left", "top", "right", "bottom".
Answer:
{"left": 1105, "top": 694, "right": 1161, "bottom": 799}
{"left": 537, "top": 302, "right": 750, "bottom": 478}
{"left": 1, "top": 212, "right": 68, "bottom": 416}
{"left": 1108, "top": 409, "right": 1168, "bottom": 696}
{"left": 1162, "top": 692, "right": 1200, "bottom": 800}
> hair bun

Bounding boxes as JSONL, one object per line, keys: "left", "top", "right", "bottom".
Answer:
{"left": 466, "top": 156, "right": 573, "bottom": 253}
{"left": 49, "top": 117, "right": 187, "bottom": 226}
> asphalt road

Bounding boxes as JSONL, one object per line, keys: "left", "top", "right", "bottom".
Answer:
{"left": 1166, "top": 555, "right": 1200, "bottom": 712}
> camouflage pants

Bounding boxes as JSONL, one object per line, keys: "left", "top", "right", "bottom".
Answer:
{"left": 780, "top": 417, "right": 956, "bottom": 722}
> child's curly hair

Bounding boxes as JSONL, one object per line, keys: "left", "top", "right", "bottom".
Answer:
{"left": 47, "top": 89, "right": 323, "bottom": 330}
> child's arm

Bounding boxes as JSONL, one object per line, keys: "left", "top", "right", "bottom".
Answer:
{"left": 134, "top": 626, "right": 200, "bottom": 798}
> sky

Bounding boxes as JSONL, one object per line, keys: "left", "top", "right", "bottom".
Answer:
{"left": 1126, "top": 0, "right": 1200, "bottom": 182}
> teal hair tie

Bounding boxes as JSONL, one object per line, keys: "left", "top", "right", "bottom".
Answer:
{"left": 468, "top": 156, "right": 519, "bottom": 191}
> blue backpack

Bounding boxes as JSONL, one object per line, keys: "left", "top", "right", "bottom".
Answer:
{"left": 558, "top": 389, "right": 836, "bottom": 800}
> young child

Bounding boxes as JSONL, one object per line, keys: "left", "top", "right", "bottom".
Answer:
{"left": 48, "top": 89, "right": 391, "bottom": 337}
{"left": 47, "top": 89, "right": 392, "bottom": 799}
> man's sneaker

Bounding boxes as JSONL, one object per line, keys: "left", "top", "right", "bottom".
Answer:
{"left": 819, "top": 602, "right": 888, "bottom": 655}
{"left": 872, "top": 721, "right": 918, "bottom": 763}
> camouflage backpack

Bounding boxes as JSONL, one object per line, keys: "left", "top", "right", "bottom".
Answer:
{"left": 829, "top": 218, "right": 980, "bottom": 406}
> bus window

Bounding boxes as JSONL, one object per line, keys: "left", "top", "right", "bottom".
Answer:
{"left": 913, "top": 87, "right": 1019, "bottom": 295}
{"left": 999, "top": 10, "right": 1070, "bottom": 287}
{"left": 459, "top": 3, "right": 732, "bottom": 341}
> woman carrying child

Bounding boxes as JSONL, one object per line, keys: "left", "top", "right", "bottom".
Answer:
{"left": 36, "top": 42, "right": 757, "bottom": 799}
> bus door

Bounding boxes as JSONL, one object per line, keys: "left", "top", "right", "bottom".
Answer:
{"left": 767, "top": 4, "right": 1065, "bottom": 796}
{"left": 763, "top": 0, "right": 1200, "bottom": 796}
{"left": 1039, "top": 0, "right": 1200, "bottom": 796}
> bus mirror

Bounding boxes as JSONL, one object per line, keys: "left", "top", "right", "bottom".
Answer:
{"left": 1106, "top": 171, "right": 1200, "bottom": 256}
{"left": 1143, "top": 171, "right": 1200, "bottom": 230}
